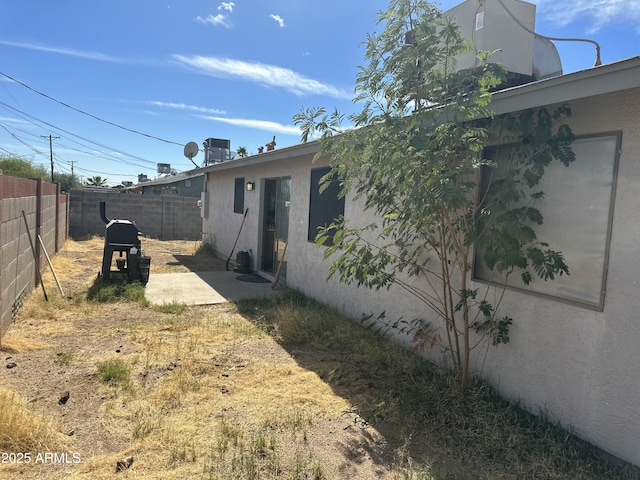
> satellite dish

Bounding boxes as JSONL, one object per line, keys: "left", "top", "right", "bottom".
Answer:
{"left": 184, "top": 141, "right": 199, "bottom": 159}
{"left": 184, "top": 141, "right": 199, "bottom": 167}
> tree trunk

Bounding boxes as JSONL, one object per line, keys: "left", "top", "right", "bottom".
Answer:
{"left": 460, "top": 254, "right": 471, "bottom": 391}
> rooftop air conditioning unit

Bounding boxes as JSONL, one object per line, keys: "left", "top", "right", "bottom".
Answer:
{"left": 203, "top": 138, "right": 231, "bottom": 165}
{"left": 444, "top": 0, "right": 562, "bottom": 84}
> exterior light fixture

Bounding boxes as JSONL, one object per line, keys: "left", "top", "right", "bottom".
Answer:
{"left": 246, "top": 181, "right": 256, "bottom": 191}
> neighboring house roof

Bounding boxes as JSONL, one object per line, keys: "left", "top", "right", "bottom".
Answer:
{"left": 191, "top": 56, "right": 640, "bottom": 175}
{"left": 135, "top": 172, "right": 204, "bottom": 188}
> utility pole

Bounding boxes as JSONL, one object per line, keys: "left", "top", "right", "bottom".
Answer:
{"left": 41, "top": 135, "right": 59, "bottom": 182}
{"left": 69, "top": 160, "right": 76, "bottom": 178}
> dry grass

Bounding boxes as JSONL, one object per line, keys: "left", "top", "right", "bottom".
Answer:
{"left": 0, "top": 238, "right": 360, "bottom": 479}
{"left": 0, "top": 237, "right": 637, "bottom": 480}
{"left": 0, "top": 335, "right": 48, "bottom": 353}
{"left": 0, "top": 386, "right": 69, "bottom": 453}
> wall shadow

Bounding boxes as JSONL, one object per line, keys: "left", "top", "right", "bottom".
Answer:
{"left": 233, "top": 291, "right": 638, "bottom": 480}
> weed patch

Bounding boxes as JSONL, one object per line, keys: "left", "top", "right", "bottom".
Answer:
{"left": 236, "top": 289, "right": 639, "bottom": 480}
{"left": 55, "top": 350, "right": 75, "bottom": 365}
{"left": 97, "top": 357, "right": 131, "bottom": 386}
{"left": 87, "top": 278, "right": 148, "bottom": 306}
{"left": 152, "top": 301, "right": 188, "bottom": 315}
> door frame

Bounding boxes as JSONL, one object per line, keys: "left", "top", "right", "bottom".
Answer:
{"left": 260, "top": 177, "right": 290, "bottom": 278}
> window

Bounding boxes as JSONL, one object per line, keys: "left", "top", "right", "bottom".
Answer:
{"left": 473, "top": 133, "right": 621, "bottom": 310}
{"left": 308, "top": 167, "right": 345, "bottom": 244}
{"left": 234, "top": 177, "right": 245, "bottom": 213}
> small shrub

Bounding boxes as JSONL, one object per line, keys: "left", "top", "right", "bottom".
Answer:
{"left": 97, "top": 358, "right": 131, "bottom": 385}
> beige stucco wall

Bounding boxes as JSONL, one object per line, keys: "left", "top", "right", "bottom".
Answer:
{"left": 478, "top": 88, "right": 640, "bottom": 465}
{"left": 203, "top": 87, "right": 640, "bottom": 466}
{"left": 203, "top": 152, "right": 328, "bottom": 276}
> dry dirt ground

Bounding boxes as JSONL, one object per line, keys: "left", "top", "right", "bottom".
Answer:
{"left": 0, "top": 237, "right": 411, "bottom": 480}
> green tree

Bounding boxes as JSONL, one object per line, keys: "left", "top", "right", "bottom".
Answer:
{"left": 53, "top": 172, "right": 82, "bottom": 192}
{"left": 294, "top": 0, "right": 575, "bottom": 390}
{"left": 85, "top": 175, "right": 108, "bottom": 187}
{"left": 0, "top": 155, "right": 48, "bottom": 180}
{"left": 236, "top": 146, "right": 248, "bottom": 158}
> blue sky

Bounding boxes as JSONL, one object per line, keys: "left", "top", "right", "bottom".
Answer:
{"left": 0, "top": 0, "right": 638, "bottom": 186}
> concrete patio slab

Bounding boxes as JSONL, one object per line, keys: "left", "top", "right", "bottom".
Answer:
{"left": 145, "top": 271, "right": 282, "bottom": 306}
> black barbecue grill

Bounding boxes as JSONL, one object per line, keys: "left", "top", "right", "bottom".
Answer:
{"left": 99, "top": 201, "right": 150, "bottom": 283}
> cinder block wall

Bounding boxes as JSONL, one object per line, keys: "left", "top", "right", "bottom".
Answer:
{"left": 0, "top": 176, "right": 69, "bottom": 336}
{"left": 69, "top": 190, "right": 202, "bottom": 240}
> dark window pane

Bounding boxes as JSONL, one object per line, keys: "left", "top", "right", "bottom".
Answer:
{"left": 308, "top": 167, "right": 345, "bottom": 244}
{"left": 234, "top": 177, "right": 245, "bottom": 213}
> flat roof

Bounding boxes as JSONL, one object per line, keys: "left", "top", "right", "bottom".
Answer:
{"left": 191, "top": 56, "right": 640, "bottom": 175}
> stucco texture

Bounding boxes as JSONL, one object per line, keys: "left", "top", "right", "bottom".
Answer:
{"left": 202, "top": 87, "right": 640, "bottom": 466}
{"left": 478, "top": 89, "right": 640, "bottom": 465}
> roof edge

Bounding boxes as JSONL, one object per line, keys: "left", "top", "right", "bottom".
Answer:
{"left": 490, "top": 56, "right": 640, "bottom": 114}
{"left": 192, "top": 57, "right": 640, "bottom": 174}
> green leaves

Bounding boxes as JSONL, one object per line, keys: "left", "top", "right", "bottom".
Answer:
{"left": 321, "top": 224, "right": 397, "bottom": 290}
{"left": 494, "top": 106, "right": 576, "bottom": 189}
{"left": 456, "top": 290, "right": 511, "bottom": 347}
{"left": 0, "top": 155, "right": 49, "bottom": 180}
{"left": 293, "top": 106, "right": 344, "bottom": 143}
{"left": 292, "top": 0, "right": 576, "bottom": 391}
{"left": 526, "top": 247, "right": 569, "bottom": 281}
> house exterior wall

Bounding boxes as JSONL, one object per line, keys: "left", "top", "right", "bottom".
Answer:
{"left": 203, "top": 152, "right": 327, "bottom": 272}
{"left": 478, "top": 88, "right": 640, "bottom": 466}
{"left": 202, "top": 87, "right": 640, "bottom": 466}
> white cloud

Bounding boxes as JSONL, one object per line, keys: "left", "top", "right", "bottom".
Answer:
{"left": 218, "top": 2, "right": 234, "bottom": 12}
{"left": 0, "top": 116, "right": 30, "bottom": 126}
{"left": 269, "top": 14, "right": 286, "bottom": 28}
{"left": 0, "top": 40, "right": 122, "bottom": 62}
{"left": 149, "top": 101, "right": 226, "bottom": 115}
{"left": 535, "top": 0, "right": 640, "bottom": 32}
{"left": 196, "top": 13, "right": 232, "bottom": 28}
{"left": 172, "top": 55, "right": 352, "bottom": 99}
{"left": 200, "top": 116, "right": 301, "bottom": 135}
{"left": 197, "top": 2, "right": 234, "bottom": 28}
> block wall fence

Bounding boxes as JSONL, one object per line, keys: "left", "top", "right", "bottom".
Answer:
{"left": 68, "top": 189, "right": 202, "bottom": 241}
{"left": 1, "top": 184, "right": 202, "bottom": 337}
{"left": 0, "top": 174, "right": 69, "bottom": 337}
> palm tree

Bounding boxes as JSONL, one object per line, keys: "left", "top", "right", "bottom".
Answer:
{"left": 85, "top": 175, "right": 108, "bottom": 187}
{"left": 236, "top": 146, "right": 248, "bottom": 158}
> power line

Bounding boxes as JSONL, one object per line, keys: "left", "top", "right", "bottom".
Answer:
{"left": 0, "top": 122, "right": 46, "bottom": 157}
{"left": 0, "top": 72, "right": 193, "bottom": 184}
{"left": 0, "top": 117, "right": 159, "bottom": 184}
{"left": 0, "top": 145, "right": 16, "bottom": 155}
{"left": 0, "top": 70, "right": 185, "bottom": 146}
{"left": 0, "top": 101, "right": 159, "bottom": 168}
